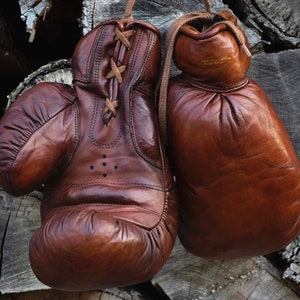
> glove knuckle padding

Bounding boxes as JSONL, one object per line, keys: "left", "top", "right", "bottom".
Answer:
{"left": 0, "top": 83, "right": 78, "bottom": 195}
{"left": 0, "top": 19, "right": 177, "bottom": 291}
{"left": 167, "top": 11, "right": 300, "bottom": 259}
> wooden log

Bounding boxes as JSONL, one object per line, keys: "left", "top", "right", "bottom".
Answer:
{"left": 6, "top": 58, "right": 72, "bottom": 109}
{"left": 251, "top": 0, "right": 300, "bottom": 39}
{"left": 153, "top": 241, "right": 300, "bottom": 299}
{"left": 81, "top": 0, "right": 227, "bottom": 33}
{"left": 224, "top": 0, "right": 300, "bottom": 52}
{"left": 18, "top": 0, "right": 82, "bottom": 45}
{"left": 80, "top": 0, "right": 261, "bottom": 51}
{"left": 17, "top": 0, "right": 83, "bottom": 66}
{"left": 1, "top": 184, "right": 299, "bottom": 298}
{"left": 248, "top": 49, "right": 300, "bottom": 156}
{"left": 0, "top": 0, "right": 82, "bottom": 114}
{"left": 0, "top": 191, "right": 47, "bottom": 294}
{"left": 18, "top": 0, "right": 53, "bottom": 42}
{"left": 248, "top": 49, "right": 300, "bottom": 295}
{"left": 279, "top": 236, "right": 300, "bottom": 295}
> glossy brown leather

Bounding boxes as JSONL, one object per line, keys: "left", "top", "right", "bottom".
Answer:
{"left": 0, "top": 18, "right": 177, "bottom": 290}
{"left": 167, "top": 11, "right": 300, "bottom": 259}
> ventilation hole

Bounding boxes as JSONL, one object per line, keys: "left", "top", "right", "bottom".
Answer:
{"left": 103, "top": 174, "right": 107, "bottom": 177}
{"left": 114, "top": 166, "right": 118, "bottom": 170}
{"left": 103, "top": 162, "right": 107, "bottom": 166}
{"left": 90, "top": 165, "right": 94, "bottom": 170}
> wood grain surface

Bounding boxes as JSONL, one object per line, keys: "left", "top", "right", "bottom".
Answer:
{"left": 1, "top": 0, "right": 300, "bottom": 299}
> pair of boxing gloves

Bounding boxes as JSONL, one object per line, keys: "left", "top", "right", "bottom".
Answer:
{"left": 0, "top": 7, "right": 300, "bottom": 291}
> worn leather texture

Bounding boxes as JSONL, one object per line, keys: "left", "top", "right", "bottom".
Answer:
{"left": 167, "top": 11, "right": 300, "bottom": 259}
{"left": 0, "top": 18, "right": 177, "bottom": 291}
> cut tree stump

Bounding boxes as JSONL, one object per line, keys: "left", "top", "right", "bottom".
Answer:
{"left": 224, "top": 0, "right": 300, "bottom": 52}
{"left": 81, "top": 0, "right": 228, "bottom": 35}
{"left": 81, "top": 0, "right": 262, "bottom": 52}
{"left": 5, "top": 58, "right": 72, "bottom": 110}
{"left": 248, "top": 49, "right": 300, "bottom": 157}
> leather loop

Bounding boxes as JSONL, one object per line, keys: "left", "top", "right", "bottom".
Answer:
{"left": 157, "top": 1, "right": 251, "bottom": 146}
{"left": 123, "top": 0, "right": 136, "bottom": 20}
{"left": 158, "top": 10, "right": 213, "bottom": 146}
{"left": 204, "top": 0, "right": 212, "bottom": 14}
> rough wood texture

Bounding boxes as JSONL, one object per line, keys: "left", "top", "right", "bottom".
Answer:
{"left": 0, "top": 191, "right": 47, "bottom": 294}
{"left": 18, "top": 0, "right": 53, "bottom": 42}
{"left": 81, "top": 0, "right": 261, "bottom": 51}
{"left": 245, "top": 48, "right": 300, "bottom": 293}
{"left": 81, "top": 0, "right": 225, "bottom": 35}
{"left": 1, "top": 0, "right": 300, "bottom": 298}
{"left": 224, "top": 0, "right": 300, "bottom": 52}
{"left": 281, "top": 236, "right": 300, "bottom": 292}
{"left": 251, "top": 0, "right": 300, "bottom": 39}
{"left": 153, "top": 241, "right": 299, "bottom": 300}
{"left": 1, "top": 189, "right": 299, "bottom": 299}
{"left": 248, "top": 49, "right": 300, "bottom": 157}
{"left": 17, "top": 0, "right": 82, "bottom": 68}
{"left": 6, "top": 59, "right": 72, "bottom": 109}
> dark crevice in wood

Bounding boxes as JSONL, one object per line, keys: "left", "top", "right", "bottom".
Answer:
{"left": 248, "top": 0, "right": 283, "bottom": 32}
{"left": 91, "top": 0, "right": 95, "bottom": 31}
{"left": 0, "top": 1, "right": 32, "bottom": 115}
{"left": 222, "top": 0, "right": 299, "bottom": 53}
{"left": 0, "top": 214, "right": 10, "bottom": 279}
{"left": 265, "top": 252, "right": 300, "bottom": 297}
{"left": 222, "top": 0, "right": 249, "bottom": 21}
{"left": 119, "top": 281, "right": 170, "bottom": 300}
{"left": 0, "top": 0, "right": 83, "bottom": 116}
{"left": 264, "top": 252, "right": 289, "bottom": 275}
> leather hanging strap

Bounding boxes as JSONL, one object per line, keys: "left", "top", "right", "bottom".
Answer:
{"left": 204, "top": 0, "right": 212, "bottom": 14}
{"left": 158, "top": 4, "right": 213, "bottom": 145}
{"left": 123, "top": 0, "right": 136, "bottom": 20}
{"left": 157, "top": 0, "right": 252, "bottom": 146}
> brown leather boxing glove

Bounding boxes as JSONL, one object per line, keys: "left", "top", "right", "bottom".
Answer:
{"left": 0, "top": 5, "right": 177, "bottom": 291}
{"left": 159, "top": 9, "right": 300, "bottom": 259}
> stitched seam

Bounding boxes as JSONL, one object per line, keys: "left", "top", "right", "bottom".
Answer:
{"left": 6, "top": 96, "right": 77, "bottom": 173}
{"left": 62, "top": 101, "right": 80, "bottom": 169}
{"left": 130, "top": 31, "right": 161, "bottom": 168}
{"left": 86, "top": 26, "right": 107, "bottom": 83}
{"left": 185, "top": 76, "right": 249, "bottom": 92}
{"left": 149, "top": 183, "right": 176, "bottom": 234}
{"left": 89, "top": 95, "right": 124, "bottom": 149}
{"left": 51, "top": 181, "right": 164, "bottom": 192}
{"left": 45, "top": 202, "right": 161, "bottom": 217}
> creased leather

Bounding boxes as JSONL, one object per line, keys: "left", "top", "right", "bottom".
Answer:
{"left": 167, "top": 11, "right": 300, "bottom": 259}
{"left": 0, "top": 18, "right": 177, "bottom": 291}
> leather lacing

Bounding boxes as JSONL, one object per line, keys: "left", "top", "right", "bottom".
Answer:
{"left": 102, "top": 0, "right": 136, "bottom": 125}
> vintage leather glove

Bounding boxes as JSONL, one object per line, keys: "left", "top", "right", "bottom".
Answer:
{"left": 159, "top": 9, "right": 300, "bottom": 259}
{"left": 0, "top": 9, "right": 177, "bottom": 291}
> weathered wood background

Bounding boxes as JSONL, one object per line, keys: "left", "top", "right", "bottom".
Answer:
{"left": 1, "top": 0, "right": 300, "bottom": 299}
